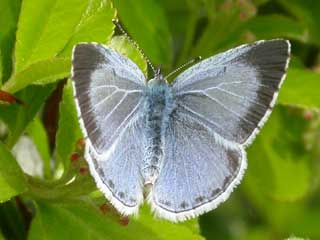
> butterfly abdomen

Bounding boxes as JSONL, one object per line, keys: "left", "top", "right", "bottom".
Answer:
{"left": 142, "top": 78, "right": 175, "bottom": 184}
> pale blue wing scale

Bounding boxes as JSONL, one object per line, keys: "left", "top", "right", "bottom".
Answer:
{"left": 72, "top": 43, "right": 146, "bottom": 214}
{"left": 86, "top": 118, "right": 146, "bottom": 215}
{"left": 149, "top": 111, "right": 246, "bottom": 222}
{"left": 172, "top": 39, "right": 290, "bottom": 146}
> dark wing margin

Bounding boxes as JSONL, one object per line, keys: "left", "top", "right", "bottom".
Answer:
{"left": 173, "top": 39, "right": 291, "bottom": 146}
{"left": 71, "top": 43, "right": 146, "bottom": 215}
{"left": 72, "top": 43, "right": 146, "bottom": 154}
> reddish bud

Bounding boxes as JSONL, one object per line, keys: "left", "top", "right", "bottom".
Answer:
{"left": 79, "top": 166, "right": 88, "bottom": 175}
{"left": 304, "top": 111, "right": 314, "bottom": 121}
{"left": 243, "top": 31, "right": 256, "bottom": 42}
{"left": 76, "top": 138, "right": 86, "bottom": 151}
{"left": 100, "top": 203, "right": 110, "bottom": 214}
{"left": 314, "top": 65, "right": 320, "bottom": 73}
{"left": 119, "top": 216, "right": 130, "bottom": 226}
{"left": 239, "top": 12, "right": 247, "bottom": 20}
{"left": 221, "top": 1, "right": 232, "bottom": 10}
{"left": 70, "top": 153, "right": 80, "bottom": 163}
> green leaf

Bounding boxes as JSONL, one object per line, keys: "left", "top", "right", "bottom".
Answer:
{"left": 246, "top": 106, "right": 312, "bottom": 202}
{"left": 179, "top": 218, "right": 201, "bottom": 235}
{"left": 0, "top": 142, "right": 27, "bottom": 203}
{"left": 59, "top": 0, "right": 116, "bottom": 57}
{"left": 0, "top": 50, "right": 2, "bottom": 86}
{"left": 136, "top": 206, "right": 204, "bottom": 240}
{"left": 26, "top": 117, "right": 51, "bottom": 179}
{"left": 112, "top": 0, "right": 172, "bottom": 67}
{"left": 241, "top": 108, "right": 320, "bottom": 238}
{"left": 27, "top": 205, "right": 47, "bottom": 240}
{"left": 54, "top": 80, "right": 82, "bottom": 169}
{"left": 108, "top": 36, "right": 147, "bottom": 73}
{"left": 243, "top": 179, "right": 320, "bottom": 238}
{"left": 159, "top": 1, "right": 202, "bottom": 68}
{"left": 5, "top": 0, "right": 116, "bottom": 93}
{"left": 14, "top": 0, "right": 87, "bottom": 72}
{"left": 277, "top": 0, "right": 320, "bottom": 45}
{"left": 0, "top": 200, "right": 27, "bottom": 240}
{"left": 279, "top": 68, "right": 320, "bottom": 109}
{"left": 0, "top": 84, "right": 55, "bottom": 148}
{"left": 192, "top": 0, "right": 256, "bottom": 58}
{"left": 0, "top": 0, "right": 21, "bottom": 82}
{"left": 28, "top": 201, "right": 203, "bottom": 240}
{"left": 2, "top": 58, "right": 70, "bottom": 94}
{"left": 245, "top": 14, "right": 307, "bottom": 42}
{"left": 285, "top": 237, "right": 308, "bottom": 240}
{"left": 252, "top": 0, "right": 270, "bottom": 5}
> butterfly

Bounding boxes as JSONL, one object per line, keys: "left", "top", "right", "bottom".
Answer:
{"left": 71, "top": 39, "right": 290, "bottom": 222}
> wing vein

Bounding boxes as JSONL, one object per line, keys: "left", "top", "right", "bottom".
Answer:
{"left": 179, "top": 103, "right": 226, "bottom": 133}
{"left": 108, "top": 66, "right": 145, "bottom": 85}
{"left": 179, "top": 91, "right": 255, "bottom": 126}
{"left": 103, "top": 93, "right": 128, "bottom": 122}
{"left": 215, "top": 87, "right": 265, "bottom": 108}
{"left": 91, "top": 84, "right": 143, "bottom": 93}
{"left": 176, "top": 81, "right": 274, "bottom": 97}
{"left": 200, "top": 92, "right": 255, "bottom": 125}
{"left": 107, "top": 102, "right": 142, "bottom": 142}
{"left": 94, "top": 89, "right": 119, "bottom": 108}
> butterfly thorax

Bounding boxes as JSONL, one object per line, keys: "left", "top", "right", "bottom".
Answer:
{"left": 142, "top": 75, "right": 175, "bottom": 185}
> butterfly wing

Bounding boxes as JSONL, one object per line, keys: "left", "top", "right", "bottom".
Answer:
{"left": 72, "top": 43, "right": 146, "bottom": 215}
{"left": 172, "top": 39, "right": 290, "bottom": 146}
{"left": 149, "top": 111, "right": 246, "bottom": 222}
{"left": 150, "top": 39, "right": 290, "bottom": 221}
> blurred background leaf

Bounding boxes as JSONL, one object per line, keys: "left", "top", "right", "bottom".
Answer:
{"left": 54, "top": 80, "right": 82, "bottom": 171}
{"left": 246, "top": 106, "right": 312, "bottom": 202}
{"left": 277, "top": 0, "right": 320, "bottom": 45}
{"left": 244, "top": 14, "right": 307, "bottom": 42}
{"left": 26, "top": 117, "right": 51, "bottom": 179}
{"left": 112, "top": 0, "right": 173, "bottom": 68}
{"left": 279, "top": 68, "right": 320, "bottom": 109}
{"left": 0, "top": 143, "right": 27, "bottom": 202}
{"left": 0, "top": 200, "right": 27, "bottom": 240}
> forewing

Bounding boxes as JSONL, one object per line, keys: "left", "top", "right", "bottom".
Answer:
{"left": 149, "top": 112, "right": 246, "bottom": 222}
{"left": 173, "top": 39, "right": 290, "bottom": 146}
{"left": 72, "top": 43, "right": 146, "bottom": 214}
{"left": 72, "top": 43, "right": 146, "bottom": 154}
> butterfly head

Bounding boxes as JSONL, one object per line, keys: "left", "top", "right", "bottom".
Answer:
{"left": 148, "top": 65, "right": 168, "bottom": 86}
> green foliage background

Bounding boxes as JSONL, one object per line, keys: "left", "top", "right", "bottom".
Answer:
{"left": 0, "top": 0, "right": 319, "bottom": 239}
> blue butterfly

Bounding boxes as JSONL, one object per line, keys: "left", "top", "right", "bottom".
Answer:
{"left": 72, "top": 38, "right": 290, "bottom": 222}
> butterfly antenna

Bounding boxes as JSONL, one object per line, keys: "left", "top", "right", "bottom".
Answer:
{"left": 166, "top": 56, "right": 202, "bottom": 79}
{"left": 112, "top": 19, "right": 156, "bottom": 75}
